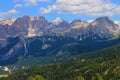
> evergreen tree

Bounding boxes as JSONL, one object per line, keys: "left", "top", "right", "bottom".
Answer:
{"left": 28, "top": 76, "right": 34, "bottom": 80}
{"left": 74, "top": 76, "right": 85, "bottom": 80}
{"left": 96, "top": 73, "right": 103, "bottom": 80}
{"left": 34, "top": 75, "right": 45, "bottom": 80}
{"left": 91, "top": 76, "right": 96, "bottom": 80}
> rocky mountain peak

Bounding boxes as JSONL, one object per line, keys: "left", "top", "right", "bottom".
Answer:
{"left": 72, "top": 21, "right": 90, "bottom": 29}
{"left": 38, "top": 16, "right": 46, "bottom": 21}
{"left": 71, "top": 19, "right": 82, "bottom": 25}
{"left": 0, "top": 16, "right": 120, "bottom": 40}
{"left": 14, "top": 16, "right": 46, "bottom": 23}
{"left": 14, "top": 15, "right": 30, "bottom": 25}
{"left": 52, "top": 17, "right": 65, "bottom": 25}
{"left": 51, "top": 17, "right": 70, "bottom": 29}
{"left": 21, "top": 15, "right": 31, "bottom": 21}
{"left": 91, "top": 16, "right": 118, "bottom": 27}
{"left": 95, "top": 16, "right": 110, "bottom": 21}
{"left": 29, "top": 16, "right": 36, "bottom": 22}
{"left": 94, "top": 16, "right": 113, "bottom": 24}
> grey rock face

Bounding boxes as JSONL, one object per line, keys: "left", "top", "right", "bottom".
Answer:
{"left": 0, "top": 16, "right": 120, "bottom": 40}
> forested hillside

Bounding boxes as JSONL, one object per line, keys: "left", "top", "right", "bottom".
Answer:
{"left": 1, "top": 43, "right": 120, "bottom": 80}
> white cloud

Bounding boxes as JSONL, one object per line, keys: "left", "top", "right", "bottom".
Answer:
{"left": 24, "top": 0, "right": 50, "bottom": 6}
{"left": 14, "top": 4, "right": 23, "bottom": 8}
{"left": 0, "top": 9, "right": 18, "bottom": 17}
{"left": 14, "top": 0, "right": 50, "bottom": 6}
{"left": 40, "top": 0, "right": 120, "bottom": 16}
{"left": 40, "top": 5, "right": 56, "bottom": 14}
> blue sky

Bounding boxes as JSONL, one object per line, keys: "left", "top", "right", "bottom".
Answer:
{"left": 0, "top": 0, "right": 120, "bottom": 22}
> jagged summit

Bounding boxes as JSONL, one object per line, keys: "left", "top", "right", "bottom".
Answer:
{"left": 92, "top": 16, "right": 119, "bottom": 28}
{"left": 94, "top": 16, "right": 113, "bottom": 23}
{"left": 95, "top": 16, "right": 110, "bottom": 20}
{"left": 52, "top": 17, "right": 65, "bottom": 25}
{"left": 0, "top": 15, "right": 120, "bottom": 40}
{"left": 71, "top": 19, "right": 82, "bottom": 25}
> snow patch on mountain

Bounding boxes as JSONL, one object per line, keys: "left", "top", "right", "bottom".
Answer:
{"left": 52, "top": 17, "right": 63, "bottom": 25}
{"left": 114, "top": 21, "right": 120, "bottom": 26}
{"left": 87, "top": 20, "right": 93, "bottom": 23}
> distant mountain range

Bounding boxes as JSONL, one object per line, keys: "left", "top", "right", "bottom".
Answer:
{"left": 0, "top": 15, "right": 120, "bottom": 40}
{"left": 0, "top": 16, "right": 120, "bottom": 65}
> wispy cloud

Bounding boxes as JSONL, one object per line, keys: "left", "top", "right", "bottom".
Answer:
{"left": 14, "top": 0, "right": 20, "bottom": 3}
{"left": 0, "top": 9, "right": 18, "bottom": 18}
{"left": 40, "top": 5, "right": 56, "bottom": 14}
{"left": 14, "top": 0, "right": 50, "bottom": 7}
{"left": 14, "top": 4, "right": 23, "bottom": 8}
{"left": 23, "top": 0, "right": 50, "bottom": 6}
{"left": 40, "top": 0, "right": 120, "bottom": 16}
{"left": 12, "top": 0, "right": 50, "bottom": 17}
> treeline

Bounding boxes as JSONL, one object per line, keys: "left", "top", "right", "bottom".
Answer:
{"left": 1, "top": 44, "right": 120, "bottom": 80}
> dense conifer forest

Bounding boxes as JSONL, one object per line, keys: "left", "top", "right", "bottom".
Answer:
{"left": 0, "top": 43, "right": 120, "bottom": 80}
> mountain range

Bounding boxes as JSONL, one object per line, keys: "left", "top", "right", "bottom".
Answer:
{"left": 0, "top": 16, "right": 120, "bottom": 39}
{"left": 0, "top": 16, "right": 120, "bottom": 65}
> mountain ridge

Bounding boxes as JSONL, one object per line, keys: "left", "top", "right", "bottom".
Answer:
{"left": 0, "top": 16, "right": 120, "bottom": 40}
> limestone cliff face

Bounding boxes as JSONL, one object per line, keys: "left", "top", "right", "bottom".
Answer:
{"left": 0, "top": 16, "right": 120, "bottom": 40}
